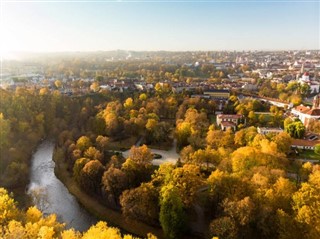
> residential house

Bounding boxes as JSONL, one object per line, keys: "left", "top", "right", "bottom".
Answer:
{"left": 216, "top": 114, "right": 245, "bottom": 131}
{"left": 291, "top": 138, "right": 320, "bottom": 150}
{"left": 204, "top": 89, "right": 230, "bottom": 99}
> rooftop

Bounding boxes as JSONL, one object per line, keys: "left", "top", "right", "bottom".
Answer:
{"left": 218, "top": 114, "right": 243, "bottom": 119}
{"left": 292, "top": 138, "right": 320, "bottom": 147}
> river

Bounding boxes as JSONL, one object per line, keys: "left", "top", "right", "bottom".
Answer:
{"left": 27, "top": 140, "right": 179, "bottom": 233}
{"left": 27, "top": 141, "right": 97, "bottom": 232}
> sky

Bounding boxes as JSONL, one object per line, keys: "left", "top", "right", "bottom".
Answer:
{"left": 0, "top": 0, "right": 319, "bottom": 53}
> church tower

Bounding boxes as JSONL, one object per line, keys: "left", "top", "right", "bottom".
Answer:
{"left": 313, "top": 94, "right": 320, "bottom": 109}
{"left": 300, "top": 63, "right": 305, "bottom": 74}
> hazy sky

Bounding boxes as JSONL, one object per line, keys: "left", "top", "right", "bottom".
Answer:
{"left": 1, "top": 0, "right": 319, "bottom": 53}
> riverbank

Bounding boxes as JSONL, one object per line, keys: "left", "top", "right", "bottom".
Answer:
{"left": 54, "top": 153, "right": 165, "bottom": 239}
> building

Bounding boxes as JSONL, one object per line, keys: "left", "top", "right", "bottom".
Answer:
{"left": 242, "top": 83, "right": 258, "bottom": 91}
{"left": 204, "top": 89, "right": 230, "bottom": 99}
{"left": 298, "top": 72, "right": 320, "bottom": 94}
{"left": 216, "top": 114, "right": 245, "bottom": 131}
{"left": 291, "top": 138, "right": 320, "bottom": 150}
{"left": 257, "top": 127, "right": 283, "bottom": 135}
{"left": 291, "top": 94, "right": 320, "bottom": 127}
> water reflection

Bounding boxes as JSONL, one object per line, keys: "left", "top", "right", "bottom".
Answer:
{"left": 28, "top": 141, "right": 97, "bottom": 231}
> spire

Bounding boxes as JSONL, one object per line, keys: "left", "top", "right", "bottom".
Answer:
{"left": 313, "top": 94, "right": 320, "bottom": 109}
{"left": 300, "top": 63, "right": 304, "bottom": 74}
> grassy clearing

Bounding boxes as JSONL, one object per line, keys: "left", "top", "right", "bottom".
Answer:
{"left": 289, "top": 149, "right": 320, "bottom": 160}
{"left": 297, "top": 150, "right": 320, "bottom": 160}
{"left": 54, "top": 156, "right": 164, "bottom": 239}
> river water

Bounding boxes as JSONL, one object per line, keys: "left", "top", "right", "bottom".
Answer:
{"left": 27, "top": 141, "right": 97, "bottom": 232}
{"left": 27, "top": 140, "right": 179, "bottom": 232}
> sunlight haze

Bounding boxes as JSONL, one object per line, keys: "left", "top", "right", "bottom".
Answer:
{"left": 1, "top": 1, "right": 319, "bottom": 54}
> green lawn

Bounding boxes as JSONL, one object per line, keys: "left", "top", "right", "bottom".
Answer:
{"left": 291, "top": 149, "right": 320, "bottom": 160}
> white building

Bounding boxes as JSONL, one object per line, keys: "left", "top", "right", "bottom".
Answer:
{"left": 298, "top": 72, "right": 320, "bottom": 94}
{"left": 257, "top": 127, "right": 283, "bottom": 135}
{"left": 291, "top": 95, "right": 320, "bottom": 127}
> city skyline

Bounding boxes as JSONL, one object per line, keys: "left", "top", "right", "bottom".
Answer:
{"left": 1, "top": 0, "right": 319, "bottom": 55}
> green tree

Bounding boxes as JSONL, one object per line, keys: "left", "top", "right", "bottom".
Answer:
{"left": 315, "top": 144, "right": 320, "bottom": 155}
{"left": 0, "top": 113, "right": 10, "bottom": 150}
{"left": 285, "top": 120, "right": 305, "bottom": 139}
{"left": 159, "top": 185, "right": 186, "bottom": 239}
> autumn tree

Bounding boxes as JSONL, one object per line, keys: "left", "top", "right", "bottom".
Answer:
{"left": 95, "top": 135, "right": 109, "bottom": 152}
{"left": 191, "top": 147, "right": 220, "bottom": 171}
{"left": 210, "top": 216, "right": 237, "bottom": 239}
{"left": 76, "top": 136, "right": 92, "bottom": 152}
{"left": 73, "top": 158, "right": 90, "bottom": 184}
{"left": 169, "top": 164, "right": 204, "bottom": 207}
{"left": 80, "top": 160, "right": 105, "bottom": 194}
{"left": 54, "top": 80, "right": 62, "bottom": 89}
{"left": 122, "top": 145, "right": 153, "bottom": 187}
{"left": 90, "top": 81, "right": 100, "bottom": 92}
{"left": 0, "top": 188, "right": 155, "bottom": 239}
{"left": 273, "top": 132, "right": 292, "bottom": 154}
{"left": 84, "top": 146, "right": 103, "bottom": 161}
{"left": 234, "top": 127, "right": 258, "bottom": 147}
{"left": 222, "top": 197, "right": 255, "bottom": 233}
{"left": 123, "top": 97, "right": 134, "bottom": 110}
{"left": 102, "top": 165, "right": 128, "bottom": 207}
{"left": 292, "top": 170, "right": 320, "bottom": 237}
{"left": 120, "top": 182, "right": 159, "bottom": 225}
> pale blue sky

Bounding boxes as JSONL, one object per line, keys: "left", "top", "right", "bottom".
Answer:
{"left": 1, "top": 1, "right": 319, "bottom": 52}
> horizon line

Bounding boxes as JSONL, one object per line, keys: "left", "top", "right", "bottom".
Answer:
{"left": 3, "top": 49, "right": 320, "bottom": 54}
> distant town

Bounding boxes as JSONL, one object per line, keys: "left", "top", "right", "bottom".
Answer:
{"left": 2, "top": 50, "right": 320, "bottom": 155}
{"left": 1, "top": 50, "right": 319, "bottom": 94}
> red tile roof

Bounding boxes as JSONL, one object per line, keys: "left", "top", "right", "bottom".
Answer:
{"left": 292, "top": 139, "right": 320, "bottom": 147}
{"left": 305, "top": 109, "right": 320, "bottom": 116}
{"left": 218, "top": 114, "right": 243, "bottom": 119}
{"left": 294, "top": 105, "right": 310, "bottom": 113}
